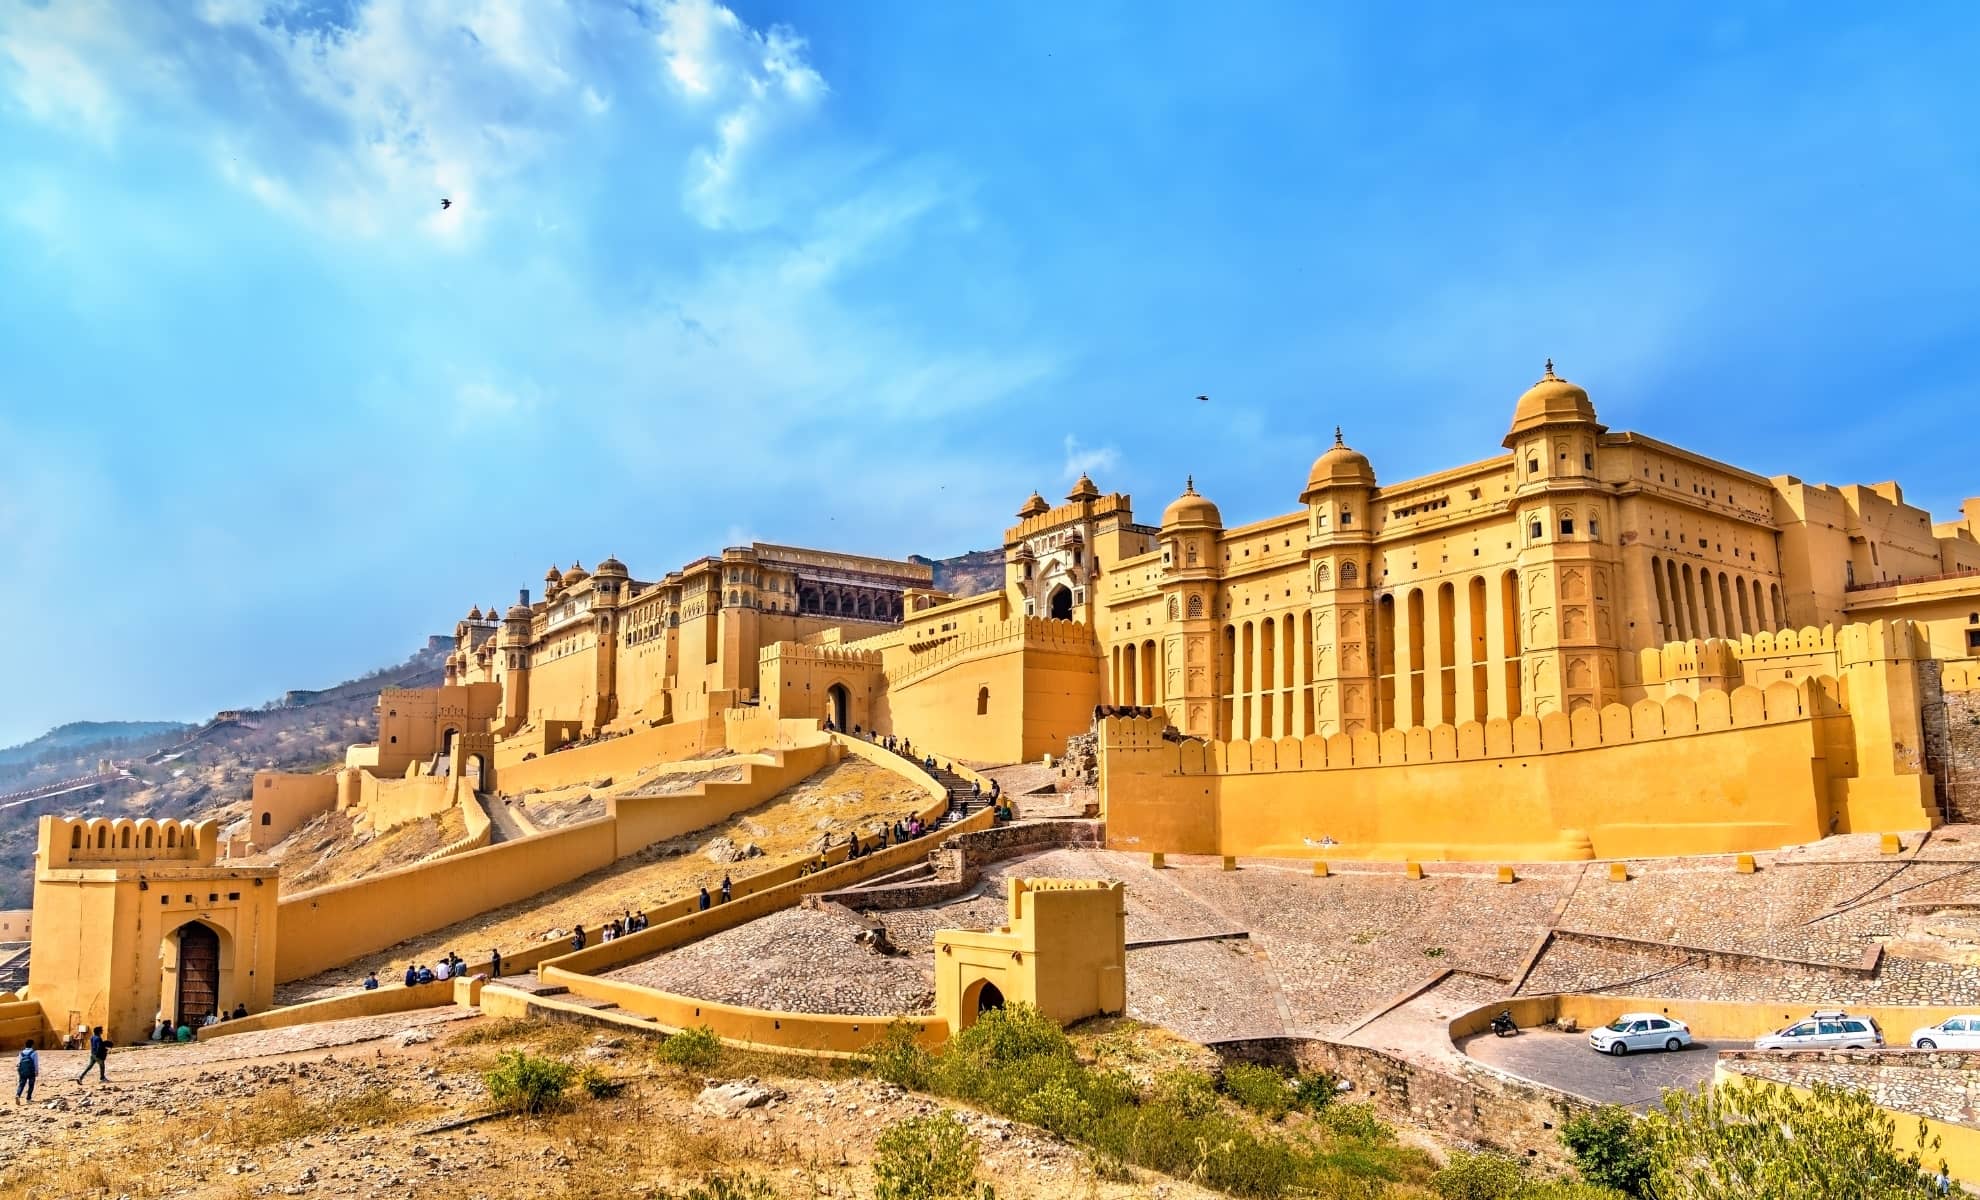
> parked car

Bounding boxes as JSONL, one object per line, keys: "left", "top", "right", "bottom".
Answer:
{"left": 1754, "top": 1010, "right": 1884, "bottom": 1051}
{"left": 1589, "top": 1013, "right": 1693, "bottom": 1056}
{"left": 1909, "top": 1015, "right": 1980, "bottom": 1050}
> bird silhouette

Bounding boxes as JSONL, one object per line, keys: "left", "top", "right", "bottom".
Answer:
{"left": 1195, "top": 394, "right": 1209, "bottom": 402}
{"left": 440, "top": 198, "right": 453, "bottom": 210}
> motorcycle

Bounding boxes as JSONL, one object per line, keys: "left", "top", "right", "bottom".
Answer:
{"left": 1490, "top": 1010, "right": 1519, "bottom": 1038}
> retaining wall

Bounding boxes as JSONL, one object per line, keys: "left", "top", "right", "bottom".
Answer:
{"left": 198, "top": 979, "right": 457, "bottom": 1040}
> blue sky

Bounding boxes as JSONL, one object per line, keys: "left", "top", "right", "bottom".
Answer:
{"left": 1, "top": 1, "right": 1976, "bottom": 745}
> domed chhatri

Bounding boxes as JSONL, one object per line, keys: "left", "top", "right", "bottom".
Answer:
{"left": 466, "top": 605, "right": 483, "bottom": 621}
{"left": 1066, "top": 473, "right": 1101, "bottom": 502}
{"left": 1304, "top": 426, "right": 1376, "bottom": 494}
{"left": 594, "top": 555, "right": 629, "bottom": 578}
{"left": 1162, "top": 475, "right": 1223, "bottom": 528}
{"left": 1506, "top": 358, "right": 1598, "bottom": 441}
{"left": 1017, "top": 491, "right": 1050, "bottom": 519}
{"left": 544, "top": 564, "right": 564, "bottom": 585}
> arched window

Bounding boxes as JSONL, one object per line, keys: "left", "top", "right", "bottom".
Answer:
{"left": 120, "top": 827, "right": 132, "bottom": 848}
{"left": 166, "top": 826, "right": 178, "bottom": 848}
{"left": 143, "top": 826, "right": 154, "bottom": 848}
{"left": 70, "top": 825, "right": 82, "bottom": 850}
{"left": 976, "top": 687, "right": 990, "bottom": 716}
{"left": 1341, "top": 561, "right": 1358, "bottom": 586}
{"left": 1186, "top": 594, "right": 1204, "bottom": 619}
{"left": 260, "top": 811, "right": 272, "bottom": 826}
{"left": 1315, "top": 563, "right": 1331, "bottom": 590}
{"left": 96, "top": 827, "right": 107, "bottom": 849}
{"left": 1166, "top": 595, "right": 1179, "bottom": 621}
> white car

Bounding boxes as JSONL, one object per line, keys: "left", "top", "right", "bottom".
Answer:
{"left": 1910, "top": 1015, "right": 1980, "bottom": 1050}
{"left": 1754, "top": 1010, "right": 1884, "bottom": 1051}
{"left": 1589, "top": 1013, "right": 1693, "bottom": 1056}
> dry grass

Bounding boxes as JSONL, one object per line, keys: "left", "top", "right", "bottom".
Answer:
{"left": 296, "top": 757, "right": 931, "bottom": 988}
{"left": 196, "top": 1083, "right": 418, "bottom": 1147}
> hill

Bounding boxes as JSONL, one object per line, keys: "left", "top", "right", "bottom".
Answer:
{"left": 918, "top": 548, "right": 1002, "bottom": 599}
{"left": 0, "top": 720, "right": 194, "bottom": 768}
{"left": 0, "top": 639, "right": 450, "bottom": 910}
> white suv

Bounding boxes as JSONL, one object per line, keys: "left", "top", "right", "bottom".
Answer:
{"left": 1589, "top": 1013, "right": 1693, "bottom": 1056}
{"left": 1910, "top": 1016, "right": 1980, "bottom": 1050}
{"left": 1754, "top": 1010, "right": 1884, "bottom": 1051}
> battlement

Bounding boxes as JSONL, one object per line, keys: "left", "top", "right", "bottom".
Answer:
{"left": 894, "top": 617, "right": 1099, "bottom": 689}
{"left": 1100, "top": 675, "right": 1835, "bottom": 776}
{"left": 38, "top": 815, "right": 223, "bottom": 870}
{"left": 759, "top": 643, "right": 884, "bottom": 668}
{"left": 1639, "top": 620, "right": 1931, "bottom": 689}
{"left": 1002, "top": 493, "right": 1135, "bottom": 544}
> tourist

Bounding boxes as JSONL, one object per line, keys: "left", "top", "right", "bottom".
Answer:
{"left": 571, "top": 925, "right": 587, "bottom": 951}
{"left": 698, "top": 887, "right": 711, "bottom": 910}
{"left": 848, "top": 831, "right": 860, "bottom": 859}
{"left": 971, "top": 780, "right": 981, "bottom": 801}
{"left": 202, "top": 1012, "right": 219, "bottom": 1028}
{"left": 175, "top": 1023, "right": 192, "bottom": 1043}
{"left": 419, "top": 964, "right": 437, "bottom": 984}
{"left": 232, "top": 1003, "right": 248, "bottom": 1020}
{"left": 152, "top": 1017, "right": 171, "bottom": 1041}
{"left": 14, "top": 1040, "right": 37, "bottom": 1104}
{"left": 363, "top": 971, "right": 379, "bottom": 991}
{"left": 990, "top": 779, "right": 1001, "bottom": 801}
{"left": 601, "top": 925, "right": 615, "bottom": 944}
{"left": 720, "top": 874, "right": 732, "bottom": 903}
{"left": 74, "top": 1026, "right": 108, "bottom": 1085}
{"left": 489, "top": 949, "right": 503, "bottom": 977}
{"left": 434, "top": 958, "right": 451, "bottom": 981}
{"left": 403, "top": 964, "right": 418, "bottom": 988}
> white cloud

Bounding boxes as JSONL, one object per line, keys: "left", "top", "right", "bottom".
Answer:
{"left": 0, "top": 1, "right": 129, "bottom": 141}
{"left": 1062, "top": 435, "right": 1119, "bottom": 481}
{"left": 652, "top": 0, "right": 827, "bottom": 228}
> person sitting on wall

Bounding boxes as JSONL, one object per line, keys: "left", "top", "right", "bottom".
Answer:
{"left": 720, "top": 874, "right": 732, "bottom": 903}
{"left": 824, "top": 717, "right": 837, "bottom": 733}
{"left": 175, "top": 1023, "right": 192, "bottom": 1043}
{"left": 852, "top": 724, "right": 862, "bottom": 736}
{"left": 571, "top": 925, "right": 587, "bottom": 951}
{"left": 232, "top": 1003, "right": 248, "bottom": 1021}
{"left": 363, "top": 972, "right": 379, "bottom": 991}
{"left": 417, "top": 964, "right": 436, "bottom": 984}
{"left": 403, "top": 964, "right": 419, "bottom": 988}
{"left": 434, "top": 958, "right": 452, "bottom": 981}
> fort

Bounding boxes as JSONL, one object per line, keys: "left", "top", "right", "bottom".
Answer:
{"left": 13, "top": 363, "right": 1980, "bottom": 1184}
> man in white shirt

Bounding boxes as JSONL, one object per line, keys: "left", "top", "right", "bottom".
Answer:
{"left": 433, "top": 959, "right": 451, "bottom": 982}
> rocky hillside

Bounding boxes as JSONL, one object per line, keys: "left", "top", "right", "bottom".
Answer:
{"left": 919, "top": 548, "right": 1002, "bottom": 599}
{"left": 0, "top": 720, "right": 195, "bottom": 769}
{"left": 0, "top": 640, "right": 449, "bottom": 909}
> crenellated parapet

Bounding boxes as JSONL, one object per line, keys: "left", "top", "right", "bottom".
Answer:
{"left": 1100, "top": 675, "right": 1832, "bottom": 776}
{"left": 38, "top": 815, "right": 222, "bottom": 870}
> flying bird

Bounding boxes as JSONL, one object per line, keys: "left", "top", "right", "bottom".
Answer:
{"left": 440, "top": 198, "right": 453, "bottom": 210}
{"left": 1195, "top": 394, "right": 1209, "bottom": 402}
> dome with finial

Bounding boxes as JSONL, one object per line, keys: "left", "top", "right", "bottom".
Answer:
{"left": 1161, "top": 476, "right": 1222, "bottom": 528}
{"left": 545, "top": 564, "right": 564, "bottom": 585}
{"left": 506, "top": 602, "right": 532, "bottom": 621}
{"left": 1304, "top": 427, "right": 1376, "bottom": 493}
{"left": 1017, "top": 491, "right": 1049, "bottom": 519}
{"left": 563, "top": 561, "right": 589, "bottom": 585}
{"left": 1065, "top": 473, "right": 1100, "bottom": 502}
{"left": 467, "top": 604, "right": 483, "bottom": 621}
{"left": 1507, "top": 359, "right": 1597, "bottom": 441}
{"left": 595, "top": 555, "right": 628, "bottom": 578}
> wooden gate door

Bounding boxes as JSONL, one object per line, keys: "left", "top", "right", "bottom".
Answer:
{"left": 175, "top": 923, "right": 220, "bottom": 1024}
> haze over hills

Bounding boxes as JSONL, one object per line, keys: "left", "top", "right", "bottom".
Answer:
{"left": 0, "top": 721, "right": 195, "bottom": 768}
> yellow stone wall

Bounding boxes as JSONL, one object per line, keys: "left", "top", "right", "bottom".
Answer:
{"left": 1100, "top": 619, "right": 1943, "bottom": 861}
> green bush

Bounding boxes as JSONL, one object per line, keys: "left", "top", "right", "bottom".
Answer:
{"left": 578, "top": 1064, "right": 625, "bottom": 1100}
{"left": 1221, "top": 1062, "right": 1293, "bottom": 1120}
{"left": 1318, "top": 1102, "right": 1393, "bottom": 1143}
{"left": 865, "top": 1020, "right": 934, "bottom": 1089}
{"left": 1290, "top": 1070, "right": 1339, "bottom": 1114}
{"left": 1015, "top": 1076, "right": 1096, "bottom": 1140}
{"left": 1558, "top": 1105, "right": 1650, "bottom": 1197}
{"left": 1432, "top": 1152, "right": 1529, "bottom": 1200}
{"left": 658, "top": 1024, "right": 723, "bottom": 1071}
{"left": 873, "top": 1111, "right": 984, "bottom": 1200}
{"left": 484, "top": 1050, "right": 575, "bottom": 1115}
{"left": 1151, "top": 1068, "right": 1221, "bottom": 1119}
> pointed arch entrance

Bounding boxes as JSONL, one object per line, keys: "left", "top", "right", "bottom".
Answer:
{"left": 174, "top": 922, "right": 221, "bottom": 1026}
{"left": 827, "top": 683, "right": 851, "bottom": 732}
{"left": 1047, "top": 586, "right": 1073, "bottom": 621}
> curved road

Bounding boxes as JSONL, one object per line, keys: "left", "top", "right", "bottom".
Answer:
{"left": 1460, "top": 1029, "right": 1730, "bottom": 1109}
